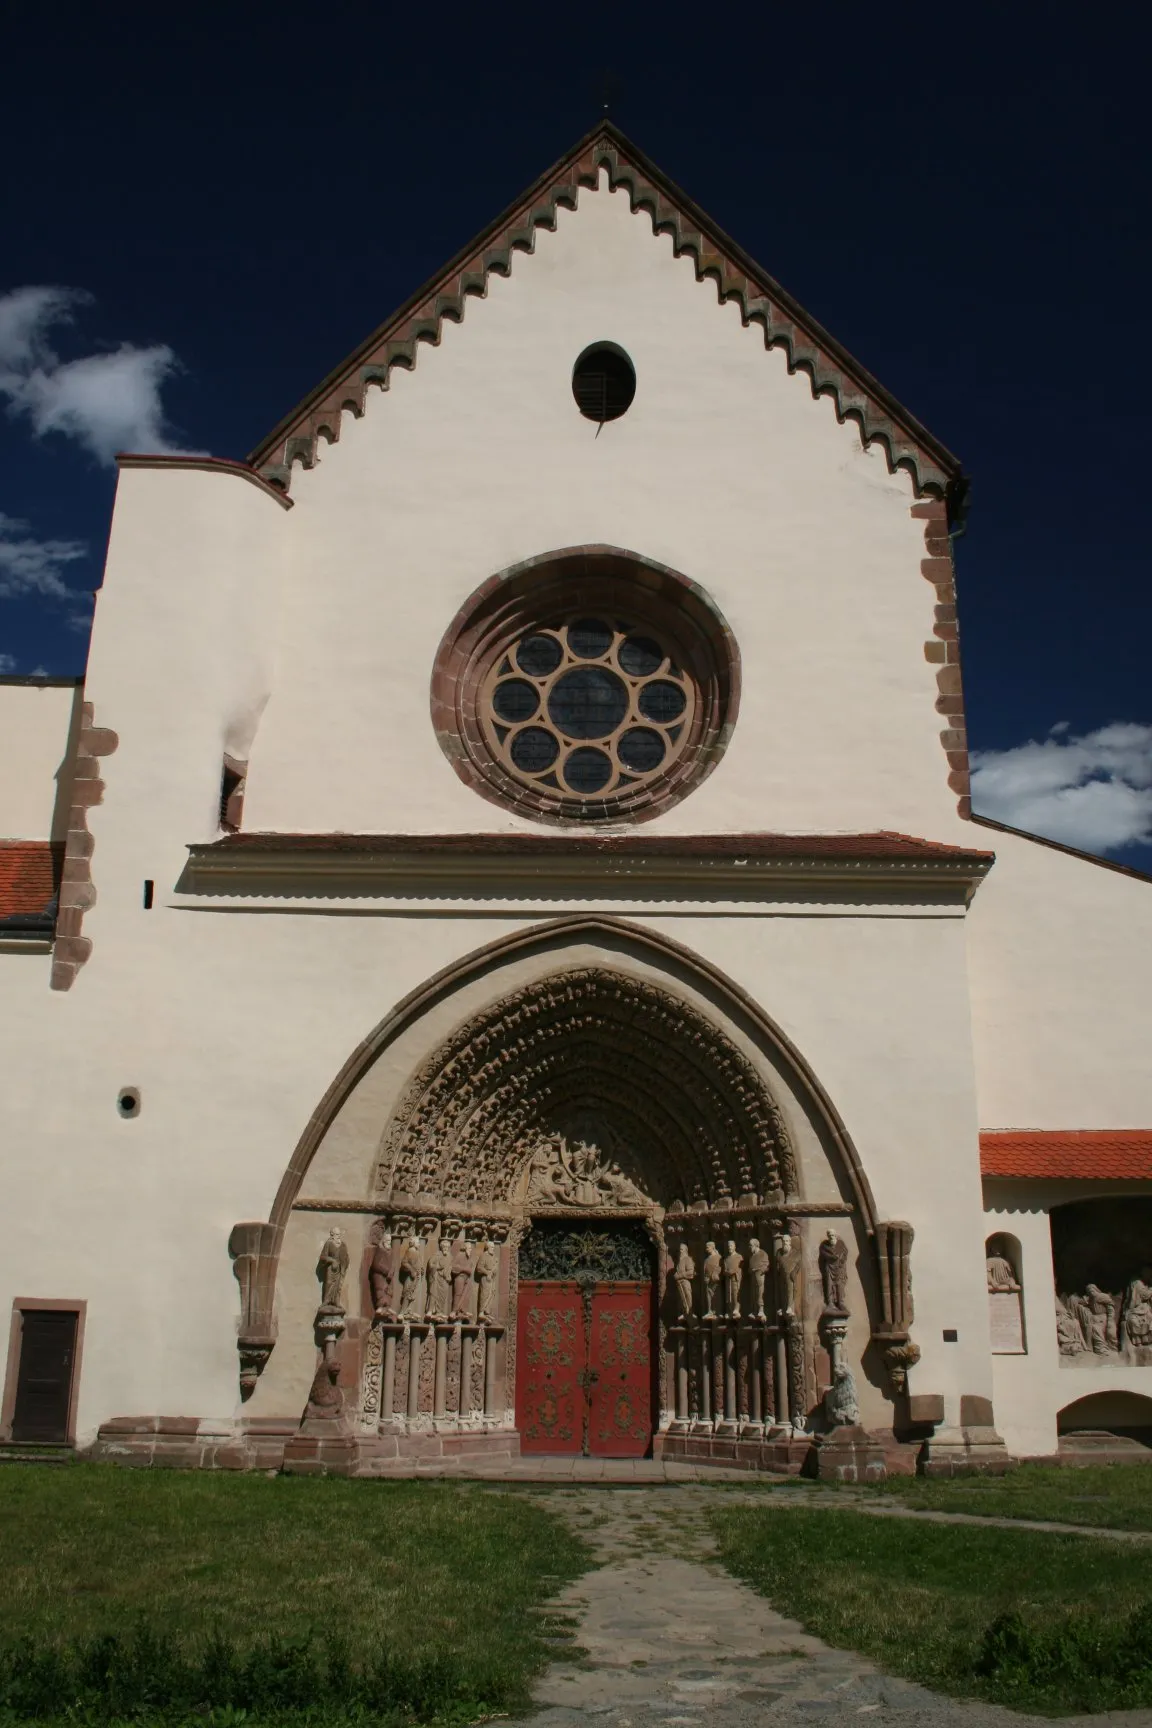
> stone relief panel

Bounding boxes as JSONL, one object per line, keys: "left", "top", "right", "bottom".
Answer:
{"left": 1052, "top": 1198, "right": 1152, "bottom": 1369}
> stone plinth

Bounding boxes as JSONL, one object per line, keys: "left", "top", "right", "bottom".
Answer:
{"left": 809, "top": 1424, "right": 887, "bottom": 1483}
{"left": 919, "top": 1424, "right": 1014, "bottom": 1477}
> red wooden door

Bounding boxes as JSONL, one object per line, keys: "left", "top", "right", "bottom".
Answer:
{"left": 516, "top": 1279, "right": 653, "bottom": 1457}
{"left": 517, "top": 1281, "right": 583, "bottom": 1454}
{"left": 589, "top": 1282, "right": 652, "bottom": 1457}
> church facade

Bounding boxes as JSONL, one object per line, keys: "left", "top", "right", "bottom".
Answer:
{"left": 2, "top": 124, "right": 1151, "bottom": 1477}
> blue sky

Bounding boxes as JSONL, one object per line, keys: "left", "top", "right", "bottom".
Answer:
{"left": 2, "top": 3, "right": 1149, "bottom": 865}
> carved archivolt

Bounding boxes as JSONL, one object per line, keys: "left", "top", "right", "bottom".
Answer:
{"left": 376, "top": 967, "right": 796, "bottom": 1208}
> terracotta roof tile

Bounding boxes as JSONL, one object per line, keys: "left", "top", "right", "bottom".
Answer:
{"left": 0, "top": 841, "right": 63, "bottom": 926}
{"left": 981, "top": 1131, "right": 1152, "bottom": 1181}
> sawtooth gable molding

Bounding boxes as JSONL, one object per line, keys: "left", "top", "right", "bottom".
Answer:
{"left": 249, "top": 123, "right": 965, "bottom": 506}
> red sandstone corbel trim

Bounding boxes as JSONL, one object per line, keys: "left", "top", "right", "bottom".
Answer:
{"left": 115, "top": 454, "right": 294, "bottom": 510}
{"left": 913, "top": 499, "right": 971, "bottom": 817}
{"left": 50, "top": 703, "right": 118, "bottom": 991}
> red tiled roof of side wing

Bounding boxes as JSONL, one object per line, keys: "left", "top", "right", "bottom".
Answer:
{"left": 981, "top": 1131, "right": 1152, "bottom": 1180}
{"left": 0, "top": 841, "right": 64, "bottom": 921}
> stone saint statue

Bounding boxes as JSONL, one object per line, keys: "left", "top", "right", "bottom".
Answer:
{"left": 673, "top": 1243, "right": 696, "bottom": 1321}
{"left": 1055, "top": 1295, "right": 1086, "bottom": 1356}
{"left": 818, "top": 1230, "right": 849, "bottom": 1312}
{"left": 748, "top": 1238, "right": 771, "bottom": 1319}
{"left": 774, "top": 1226, "right": 803, "bottom": 1315}
{"left": 397, "top": 1236, "right": 422, "bottom": 1318}
{"left": 450, "top": 1235, "right": 473, "bottom": 1319}
{"left": 425, "top": 1238, "right": 452, "bottom": 1320}
{"left": 986, "top": 1249, "right": 1020, "bottom": 1292}
{"left": 723, "top": 1241, "right": 743, "bottom": 1320}
{"left": 702, "top": 1241, "right": 721, "bottom": 1319}
{"left": 1122, "top": 1271, "right": 1152, "bottom": 1351}
{"left": 476, "top": 1238, "right": 499, "bottom": 1322}
{"left": 316, "top": 1227, "right": 349, "bottom": 1312}
{"left": 1083, "top": 1284, "right": 1119, "bottom": 1354}
{"left": 368, "top": 1229, "right": 395, "bottom": 1318}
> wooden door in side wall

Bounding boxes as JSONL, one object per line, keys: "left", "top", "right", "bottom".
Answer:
{"left": 12, "top": 1310, "right": 77, "bottom": 1443}
{"left": 589, "top": 1282, "right": 652, "bottom": 1458}
{"left": 517, "top": 1281, "right": 583, "bottom": 1454}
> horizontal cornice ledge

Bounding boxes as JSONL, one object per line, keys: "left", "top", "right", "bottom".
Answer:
{"left": 179, "top": 831, "right": 994, "bottom": 905}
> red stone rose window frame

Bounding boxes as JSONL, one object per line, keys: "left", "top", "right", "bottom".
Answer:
{"left": 431, "top": 548, "right": 740, "bottom": 825}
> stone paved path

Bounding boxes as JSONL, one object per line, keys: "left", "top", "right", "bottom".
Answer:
{"left": 509, "top": 1487, "right": 1152, "bottom": 1728}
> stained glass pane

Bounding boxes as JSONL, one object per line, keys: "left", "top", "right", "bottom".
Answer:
{"left": 517, "top": 634, "right": 563, "bottom": 677}
{"left": 493, "top": 679, "right": 539, "bottom": 723}
{"left": 618, "top": 727, "right": 665, "bottom": 772}
{"left": 618, "top": 635, "right": 663, "bottom": 677}
{"left": 567, "top": 618, "right": 613, "bottom": 659}
{"left": 548, "top": 668, "right": 628, "bottom": 738}
{"left": 638, "top": 679, "right": 687, "bottom": 724}
{"left": 511, "top": 727, "right": 560, "bottom": 773}
{"left": 564, "top": 747, "right": 612, "bottom": 793}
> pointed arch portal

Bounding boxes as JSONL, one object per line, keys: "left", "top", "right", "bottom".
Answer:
{"left": 230, "top": 917, "right": 918, "bottom": 1470}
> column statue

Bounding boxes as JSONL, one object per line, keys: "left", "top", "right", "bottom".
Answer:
{"left": 723, "top": 1240, "right": 743, "bottom": 1320}
{"left": 316, "top": 1227, "right": 349, "bottom": 1313}
{"left": 702, "top": 1241, "right": 721, "bottom": 1319}
{"left": 673, "top": 1243, "right": 696, "bottom": 1321}
{"left": 748, "top": 1238, "right": 770, "bottom": 1320}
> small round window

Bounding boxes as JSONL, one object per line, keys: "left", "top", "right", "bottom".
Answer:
{"left": 572, "top": 344, "right": 636, "bottom": 423}
{"left": 483, "top": 618, "right": 694, "bottom": 802}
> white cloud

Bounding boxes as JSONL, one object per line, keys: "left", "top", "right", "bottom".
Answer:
{"left": 0, "top": 652, "right": 16, "bottom": 673}
{"left": 0, "top": 285, "right": 201, "bottom": 465}
{"left": 0, "top": 512, "right": 86, "bottom": 602}
{"left": 971, "top": 723, "right": 1152, "bottom": 854}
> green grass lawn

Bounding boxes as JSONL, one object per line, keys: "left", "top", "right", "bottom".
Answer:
{"left": 873, "top": 1460, "right": 1152, "bottom": 1531}
{"left": 712, "top": 1502, "right": 1152, "bottom": 1714}
{"left": 0, "top": 1465, "right": 589, "bottom": 1724}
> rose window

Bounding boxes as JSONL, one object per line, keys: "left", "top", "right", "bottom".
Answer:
{"left": 482, "top": 617, "right": 694, "bottom": 800}
{"left": 431, "top": 548, "right": 739, "bottom": 825}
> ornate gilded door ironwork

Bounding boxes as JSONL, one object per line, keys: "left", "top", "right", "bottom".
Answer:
{"left": 516, "top": 1224, "right": 655, "bottom": 1457}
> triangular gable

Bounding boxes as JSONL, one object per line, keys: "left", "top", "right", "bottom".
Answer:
{"left": 250, "top": 122, "right": 964, "bottom": 505}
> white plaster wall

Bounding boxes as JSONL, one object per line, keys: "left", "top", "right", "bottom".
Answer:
{"left": 0, "top": 683, "right": 83, "bottom": 839}
{"left": 242, "top": 177, "right": 963, "bottom": 842}
{"left": 986, "top": 1181, "right": 1152, "bottom": 1457}
{"left": 968, "top": 829, "right": 1152, "bottom": 1127}
{"left": 0, "top": 898, "right": 990, "bottom": 1442}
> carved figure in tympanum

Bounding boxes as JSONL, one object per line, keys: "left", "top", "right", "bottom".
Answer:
{"left": 1071, "top": 1285, "right": 1119, "bottom": 1354}
{"left": 425, "top": 1238, "right": 452, "bottom": 1320}
{"left": 818, "top": 1230, "right": 849, "bottom": 1313}
{"left": 450, "top": 1234, "right": 473, "bottom": 1318}
{"left": 369, "top": 1230, "right": 395, "bottom": 1318}
{"left": 317, "top": 1227, "right": 350, "bottom": 1313}
{"left": 748, "top": 1238, "right": 770, "bottom": 1319}
{"left": 397, "top": 1237, "right": 423, "bottom": 1319}
{"left": 1123, "top": 1271, "right": 1152, "bottom": 1351}
{"left": 702, "top": 1241, "right": 721, "bottom": 1319}
{"left": 1056, "top": 1295, "right": 1086, "bottom": 1356}
{"left": 476, "top": 1238, "right": 499, "bottom": 1322}
{"left": 723, "top": 1240, "right": 743, "bottom": 1320}
{"left": 672, "top": 1243, "right": 696, "bottom": 1321}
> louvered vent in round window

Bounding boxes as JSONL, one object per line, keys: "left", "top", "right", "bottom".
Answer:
{"left": 572, "top": 344, "right": 636, "bottom": 423}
